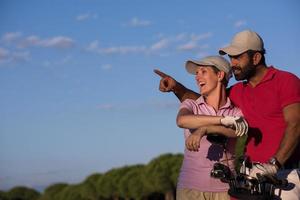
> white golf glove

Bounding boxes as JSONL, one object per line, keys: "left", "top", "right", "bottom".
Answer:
{"left": 249, "top": 163, "right": 278, "bottom": 178}
{"left": 220, "top": 116, "right": 248, "bottom": 136}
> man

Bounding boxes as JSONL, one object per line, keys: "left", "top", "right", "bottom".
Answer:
{"left": 155, "top": 30, "right": 300, "bottom": 199}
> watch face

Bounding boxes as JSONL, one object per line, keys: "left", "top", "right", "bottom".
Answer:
{"left": 270, "top": 158, "right": 276, "bottom": 164}
{"left": 269, "top": 157, "right": 281, "bottom": 168}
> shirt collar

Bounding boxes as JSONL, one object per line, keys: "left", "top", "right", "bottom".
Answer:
{"left": 260, "top": 66, "right": 276, "bottom": 83}
{"left": 196, "top": 95, "right": 234, "bottom": 109}
{"left": 243, "top": 66, "right": 277, "bottom": 86}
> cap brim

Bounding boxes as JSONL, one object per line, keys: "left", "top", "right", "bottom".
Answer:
{"left": 219, "top": 46, "right": 248, "bottom": 56}
{"left": 185, "top": 60, "right": 213, "bottom": 75}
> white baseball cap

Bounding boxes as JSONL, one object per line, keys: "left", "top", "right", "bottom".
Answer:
{"left": 185, "top": 55, "right": 232, "bottom": 81}
{"left": 219, "top": 30, "right": 265, "bottom": 56}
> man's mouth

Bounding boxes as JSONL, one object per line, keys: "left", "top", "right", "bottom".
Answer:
{"left": 232, "top": 67, "right": 241, "bottom": 75}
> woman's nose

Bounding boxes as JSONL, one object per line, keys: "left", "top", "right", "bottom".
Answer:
{"left": 195, "top": 73, "right": 201, "bottom": 81}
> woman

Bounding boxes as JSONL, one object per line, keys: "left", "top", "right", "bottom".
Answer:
{"left": 176, "top": 55, "right": 248, "bottom": 200}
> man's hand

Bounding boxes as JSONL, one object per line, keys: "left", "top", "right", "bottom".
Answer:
{"left": 154, "top": 69, "right": 176, "bottom": 92}
{"left": 185, "top": 128, "right": 206, "bottom": 151}
{"left": 249, "top": 163, "right": 278, "bottom": 178}
{"left": 220, "top": 116, "right": 248, "bottom": 136}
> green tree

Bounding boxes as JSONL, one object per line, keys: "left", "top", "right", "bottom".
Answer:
{"left": 169, "top": 154, "right": 183, "bottom": 188}
{"left": 145, "top": 153, "right": 183, "bottom": 200}
{"left": 7, "top": 186, "right": 40, "bottom": 200}
{"left": 127, "top": 165, "right": 151, "bottom": 200}
{"left": 38, "top": 183, "right": 68, "bottom": 200}
{"left": 83, "top": 173, "right": 103, "bottom": 200}
{"left": 54, "top": 183, "right": 97, "bottom": 200}
{"left": 118, "top": 164, "right": 150, "bottom": 200}
{"left": 0, "top": 190, "right": 8, "bottom": 200}
{"left": 97, "top": 166, "right": 132, "bottom": 200}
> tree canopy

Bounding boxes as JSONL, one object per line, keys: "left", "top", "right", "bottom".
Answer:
{"left": 2, "top": 153, "right": 183, "bottom": 200}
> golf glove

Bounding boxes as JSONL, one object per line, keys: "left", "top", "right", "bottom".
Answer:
{"left": 220, "top": 116, "right": 248, "bottom": 136}
{"left": 249, "top": 163, "right": 278, "bottom": 178}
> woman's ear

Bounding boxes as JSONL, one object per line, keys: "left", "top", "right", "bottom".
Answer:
{"left": 218, "top": 71, "right": 226, "bottom": 82}
{"left": 253, "top": 52, "right": 262, "bottom": 65}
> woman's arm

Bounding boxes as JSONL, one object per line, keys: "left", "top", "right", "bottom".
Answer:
{"left": 177, "top": 107, "right": 248, "bottom": 136}
{"left": 205, "top": 125, "right": 237, "bottom": 138}
{"left": 185, "top": 126, "right": 237, "bottom": 151}
{"left": 176, "top": 108, "right": 223, "bottom": 129}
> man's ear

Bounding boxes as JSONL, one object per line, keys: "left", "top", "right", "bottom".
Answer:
{"left": 253, "top": 52, "right": 262, "bottom": 65}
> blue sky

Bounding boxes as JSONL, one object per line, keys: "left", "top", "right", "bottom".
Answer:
{"left": 1, "top": 0, "right": 299, "bottom": 191}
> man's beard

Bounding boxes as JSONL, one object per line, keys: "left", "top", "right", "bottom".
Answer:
{"left": 233, "top": 64, "right": 256, "bottom": 81}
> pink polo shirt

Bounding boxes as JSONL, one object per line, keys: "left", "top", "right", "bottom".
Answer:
{"left": 177, "top": 96, "right": 243, "bottom": 192}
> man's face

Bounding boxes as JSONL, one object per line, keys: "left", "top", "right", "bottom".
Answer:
{"left": 229, "top": 52, "right": 256, "bottom": 81}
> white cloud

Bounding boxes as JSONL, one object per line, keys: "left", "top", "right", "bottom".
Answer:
{"left": 177, "top": 41, "right": 198, "bottom": 51}
{"left": 76, "top": 14, "right": 90, "bottom": 21}
{"left": 149, "top": 101, "right": 179, "bottom": 109}
{"left": 86, "top": 40, "right": 100, "bottom": 52}
{"left": 0, "top": 47, "right": 30, "bottom": 64}
{"left": 150, "top": 39, "right": 169, "bottom": 51}
{"left": 1, "top": 32, "right": 22, "bottom": 43}
{"left": 176, "top": 32, "right": 212, "bottom": 52}
{"left": 41, "top": 55, "right": 72, "bottom": 68}
{"left": 19, "top": 35, "right": 40, "bottom": 48}
{"left": 40, "top": 36, "right": 74, "bottom": 48}
{"left": 195, "top": 51, "right": 209, "bottom": 58}
{"left": 11, "top": 51, "right": 31, "bottom": 62}
{"left": 86, "top": 41, "right": 146, "bottom": 55}
{"left": 19, "top": 35, "right": 74, "bottom": 49}
{"left": 60, "top": 55, "right": 72, "bottom": 64}
{"left": 101, "top": 64, "right": 112, "bottom": 70}
{"left": 175, "top": 33, "right": 188, "bottom": 41}
{"left": 0, "top": 47, "right": 10, "bottom": 60}
{"left": 234, "top": 20, "right": 247, "bottom": 28}
{"left": 190, "top": 32, "right": 212, "bottom": 41}
{"left": 126, "top": 17, "right": 151, "bottom": 27}
{"left": 42, "top": 60, "right": 51, "bottom": 67}
{"left": 96, "top": 104, "right": 115, "bottom": 110}
{"left": 100, "top": 46, "right": 147, "bottom": 54}
{"left": 76, "top": 13, "right": 98, "bottom": 21}
{"left": 96, "top": 100, "right": 179, "bottom": 112}
{"left": 85, "top": 32, "right": 212, "bottom": 56}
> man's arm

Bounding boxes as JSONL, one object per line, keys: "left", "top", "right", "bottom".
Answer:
{"left": 173, "top": 82, "right": 200, "bottom": 102}
{"left": 274, "top": 103, "right": 300, "bottom": 165}
{"left": 154, "top": 69, "right": 200, "bottom": 102}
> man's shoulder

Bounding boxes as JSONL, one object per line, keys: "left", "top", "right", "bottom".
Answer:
{"left": 271, "top": 66, "right": 299, "bottom": 80}
{"left": 229, "top": 82, "right": 245, "bottom": 93}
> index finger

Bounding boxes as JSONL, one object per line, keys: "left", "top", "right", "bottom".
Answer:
{"left": 154, "top": 69, "right": 169, "bottom": 78}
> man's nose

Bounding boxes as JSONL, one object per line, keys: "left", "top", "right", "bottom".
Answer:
{"left": 230, "top": 57, "right": 238, "bottom": 66}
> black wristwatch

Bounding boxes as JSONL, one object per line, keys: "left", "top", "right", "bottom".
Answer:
{"left": 269, "top": 157, "right": 282, "bottom": 169}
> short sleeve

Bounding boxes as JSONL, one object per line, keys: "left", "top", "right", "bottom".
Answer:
{"left": 231, "top": 107, "right": 244, "bottom": 117}
{"left": 278, "top": 72, "right": 300, "bottom": 108}
{"left": 179, "top": 99, "right": 196, "bottom": 112}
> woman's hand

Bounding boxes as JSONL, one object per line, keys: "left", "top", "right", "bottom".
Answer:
{"left": 185, "top": 127, "right": 207, "bottom": 151}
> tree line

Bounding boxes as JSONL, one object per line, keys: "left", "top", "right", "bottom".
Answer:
{"left": 0, "top": 153, "right": 183, "bottom": 200}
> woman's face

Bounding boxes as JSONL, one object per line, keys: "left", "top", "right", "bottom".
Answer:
{"left": 195, "top": 66, "right": 220, "bottom": 96}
